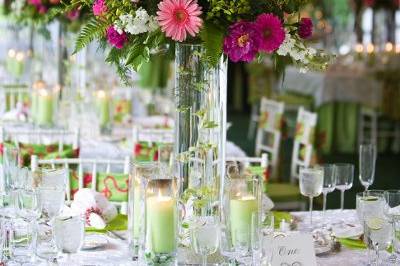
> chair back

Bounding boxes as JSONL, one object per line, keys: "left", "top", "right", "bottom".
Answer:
{"left": 31, "top": 155, "right": 130, "bottom": 213}
{"left": 290, "top": 107, "right": 317, "bottom": 182}
{"left": 0, "top": 126, "right": 80, "bottom": 152}
{"left": 0, "top": 84, "right": 30, "bottom": 114}
{"left": 132, "top": 126, "right": 174, "bottom": 145}
{"left": 255, "top": 98, "right": 284, "bottom": 179}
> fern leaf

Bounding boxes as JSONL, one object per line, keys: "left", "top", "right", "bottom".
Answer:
{"left": 74, "top": 18, "right": 108, "bottom": 54}
{"left": 199, "top": 22, "right": 224, "bottom": 66}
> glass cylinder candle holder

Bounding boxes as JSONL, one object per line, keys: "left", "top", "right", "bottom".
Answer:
{"left": 128, "top": 162, "right": 158, "bottom": 259}
{"left": 31, "top": 80, "right": 46, "bottom": 124}
{"left": 35, "top": 85, "right": 58, "bottom": 127}
{"left": 224, "top": 174, "right": 262, "bottom": 253}
{"left": 94, "top": 90, "right": 113, "bottom": 135}
{"left": 141, "top": 178, "right": 178, "bottom": 264}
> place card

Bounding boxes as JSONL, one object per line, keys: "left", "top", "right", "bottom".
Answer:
{"left": 269, "top": 233, "right": 317, "bottom": 266}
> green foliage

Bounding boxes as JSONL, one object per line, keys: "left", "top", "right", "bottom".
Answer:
{"left": 199, "top": 22, "right": 225, "bottom": 67}
{"left": 74, "top": 18, "right": 108, "bottom": 54}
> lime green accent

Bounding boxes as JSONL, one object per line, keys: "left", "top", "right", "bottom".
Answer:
{"left": 138, "top": 53, "right": 171, "bottom": 90}
{"left": 36, "top": 92, "right": 54, "bottom": 126}
{"left": 86, "top": 214, "right": 128, "bottom": 232}
{"left": 229, "top": 197, "right": 258, "bottom": 244}
{"left": 96, "top": 96, "right": 111, "bottom": 127}
{"left": 96, "top": 172, "right": 129, "bottom": 202}
{"left": 272, "top": 211, "right": 292, "bottom": 229}
{"left": 338, "top": 238, "right": 366, "bottom": 250}
{"left": 146, "top": 196, "right": 177, "bottom": 253}
{"left": 275, "top": 91, "right": 314, "bottom": 111}
{"left": 267, "top": 183, "right": 302, "bottom": 203}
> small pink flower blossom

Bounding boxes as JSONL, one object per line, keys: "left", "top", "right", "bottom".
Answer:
{"left": 92, "top": 0, "right": 107, "bottom": 16}
{"left": 106, "top": 26, "right": 128, "bottom": 49}
{"left": 298, "top": 18, "right": 313, "bottom": 39}
{"left": 157, "top": 0, "right": 203, "bottom": 42}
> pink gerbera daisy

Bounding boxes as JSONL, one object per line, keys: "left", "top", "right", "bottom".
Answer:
{"left": 157, "top": 0, "right": 203, "bottom": 42}
{"left": 255, "top": 13, "right": 285, "bottom": 53}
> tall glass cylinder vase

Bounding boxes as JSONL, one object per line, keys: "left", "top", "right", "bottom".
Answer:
{"left": 174, "top": 43, "right": 227, "bottom": 214}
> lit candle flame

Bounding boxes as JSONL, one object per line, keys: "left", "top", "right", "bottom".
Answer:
{"left": 8, "top": 49, "right": 16, "bottom": 58}
{"left": 96, "top": 90, "right": 106, "bottom": 98}
{"left": 39, "top": 89, "right": 49, "bottom": 97}
{"left": 15, "top": 52, "right": 24, "bottom": 62}
{"left": 385, "top": 42, "right": 393, "bottom": 53}
{"left": 355, "top": 43, "right": 364, "bottom": 53}
{"left": 367, "top": 44, "right": 374, "bottom": 54}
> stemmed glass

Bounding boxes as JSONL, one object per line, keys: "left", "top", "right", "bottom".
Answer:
{"left": 335, "top": 163, "right": 354, "bottom": 211}
{"left": 299, "top": 167, "right": 324, "bottom": 230}
{"left": 319, "top": 164, "right": 336, "bottom": 225}
{"left": 35, "top": 186, "right": 65, "bottom": 260}
{"left": 190, "top": 216, "right": 220, "bottom": 266}
{"left": 251, "top": 212, "right": 274, "bottom": 266}
{"left": 383, "top": 190, "right": 400, "bottom": 264}
{"left": 359, "top": 144, "right": 376, "bottom": 191}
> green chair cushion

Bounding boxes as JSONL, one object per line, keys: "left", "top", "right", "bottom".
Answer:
{"left": 266, "top": 183, "right": 302, "bottom": 203}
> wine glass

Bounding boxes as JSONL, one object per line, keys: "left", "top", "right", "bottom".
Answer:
{"left": 299, "top": 167, "right": 324, "bottom": 230}
{"left": 35, "top": 187, "right": 65, "bottom": 260}
{"left": 359, "top": 144, "right": 376, "bottom": 191}
{"left": 335, "top": 163, "right": 354, "bottom": 211}
{"left": 383, "top": 190, "right": 400, "bottom": 264}
{"left": 251, "top": 212, "right": 274, "bottom": 266}
{"left": 190, "top": 216, "right": 220, "bottom": 266}
{"left": 318, "top": 164, "right": 336, "bottom": 226}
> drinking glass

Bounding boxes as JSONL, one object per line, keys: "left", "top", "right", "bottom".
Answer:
{"left": 318, "top": 164, "right": 336, "bottom": 225}
{"left": 359, "top": 144, "right": 376, "bottom": 191}
{"left": 384, "top": 190, "right": 400, "bottom": 264}
{"left": 356, "top": 190, "right": 385, "bottom": 225}
{"left": 299, "top": 167, "right": 324, "bottom": 230}
{"left": 17, "top": 190, "right": 42, "bottom": 222}
{"left": 364, "top": 213, "right": 391, "bottom": 265}
{"left": 10, "top": 218, "right": 35, "bottom": 264}
{"left": 53, "top": 215, "right": 85, "bottom": 264}
{"left": 190, "top": 216, "right": 220, "bottom": 266}
{"left": 251, "top": 212, "right": 274, "bottom": 266}
{"left": 35, "top": 187, "right": 65, "bottom": 260}
{"left": 335, "top": 163, "right": 354, "bottom": 211}
{"left": 3, "top": 146, "right": 19, "bottom": 191}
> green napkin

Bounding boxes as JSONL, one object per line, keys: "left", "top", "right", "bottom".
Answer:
{"left": 85, "top": 214, "right": 128, "bottom": 233}
{"left": 338, "top": 238, "right": 366, "bottom": 250}
{"left": 272, "top": 211, "right": 292, "bottom": 229}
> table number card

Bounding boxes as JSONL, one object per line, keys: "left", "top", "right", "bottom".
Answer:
{"left": 270, "top": 233, "right": 317, "bottom": 266}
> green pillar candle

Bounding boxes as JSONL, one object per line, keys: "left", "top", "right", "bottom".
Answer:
{"left": 230, "top": 195, "right": 258, "bottom": 245}
{"left": 37, "top": 89, "right": 54, "bottom": 126}
{"left": 95, "top": 91, "right": 111, "bottom": 127}
{"left": 146, "top": 195, "right": 177, "bottom": 253}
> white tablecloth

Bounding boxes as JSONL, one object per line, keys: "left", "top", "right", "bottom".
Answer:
{"left": 45, "top": 210, "right": 373, "bottom": 265}
{"left": 282, "top": 67, "right": 383, "bottom": 108}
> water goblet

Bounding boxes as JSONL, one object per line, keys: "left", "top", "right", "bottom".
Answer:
{"left": 318, "top": 164, "right": 336, "bottom": 226}
{"left": 299, "top": 167, "right": 324, "bottom": 230}
{"left": 356, "top": 190, "right": 385, "bottom": 225}
{"left": 359, "top": 144, "right": 376, "bottom": 191}
{"left": 383, "top": 190, "right": 400, "bottom": 264}
{"left": 335, "top": 163, "right": 354, "bottom": 211}
{"left": 190, "top": 216, "right": 220, "bottom": 266}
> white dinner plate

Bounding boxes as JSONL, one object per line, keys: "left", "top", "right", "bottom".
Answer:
{"left": 82, "top": 234, "right": 109, "bottom": 251}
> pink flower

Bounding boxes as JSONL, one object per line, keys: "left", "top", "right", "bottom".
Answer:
{"left": 223, "top": 21, "right": 261, "bottom": 62}
{"left": 157, "top": 0, "right": 203, "bottom": 42}
{"left": 92, "top": 0, "right": 107, "bottom": 16}
{"left": 37, "top": 5, "right": 48, "bottom": 14}
{"left": 106, "top": 26, "right": 128, "bottom": 49}
{"left": 364, "top": 0, "right": 375, "bottom": 6}
{"left": 255, "top": 13, "right": 285, "bottom": 53}
{"left": 67, "top": 9, "right": 80, "bottom": 21}
{"left": 298, "top": 17, "right": 313, "bottom": 39}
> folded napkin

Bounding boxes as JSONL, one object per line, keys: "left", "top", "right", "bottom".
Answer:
{"left": 338, "top": 238, "right": 366, "bottom": 250}
{"left": 86, "top": 214, "right": 128, "bottom": 233}
{"left": 70, "top": 188, "right": 118, "bottom": 230}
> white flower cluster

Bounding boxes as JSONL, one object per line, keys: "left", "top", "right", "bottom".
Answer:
{"left": 10, "top": 0, "right": 25, "bottom": 17}
{"left": 277, "top": 32, "right": 317, "bottom": 67}
{"left": 114, "top": 7, "right": 158, "bottom": 35}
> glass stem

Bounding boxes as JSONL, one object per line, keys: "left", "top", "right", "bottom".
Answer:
{"left": 202, "top": 255, "right": 207, "bottom": 266}
{"left": 375, "top": 243, "right": 379, "bottom": 266}
{"left": 322, "top": 193, "right": 327, "bottom": 225}
{"left": 340, "top": 190, "right": 345, "bottom": 211}
{"left": 309, "top": 196, "right": 313, "bottom": 227}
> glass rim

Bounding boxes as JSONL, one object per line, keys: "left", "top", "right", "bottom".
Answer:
{"left": 384, "top": 190, "right": 400, "bottom": 194}
{"left": 356, "top": 190, "right": 385, "bottom": 196}
{"left": 334, "top": 163, "right": 354, "bottom": 168}
{"left": 41, "top": 167, "right": 67, "bottom": 176}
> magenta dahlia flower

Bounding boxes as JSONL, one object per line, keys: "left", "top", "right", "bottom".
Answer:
{"left": 92, "top": 0, "right": 107, "bottom": 16}
{"left": 298, "top": 18, "right": 313, "bottom": 39}
{"left": 157, "top": 0, "right": 203, "bottom": 42}
{"left": 255, "top": 13, "right": 285, "bottom": 53}
{"left": 28, "top": 0, "right": 41, "bottom": 6}
{"left": 106, "top": 26, "right": 128, "bottom": 49}
{"left": 223, "top": 21, "right": 261, "bottom": 62}
{"left": 67, "top": 9, "right": 80, "bottom": 21}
